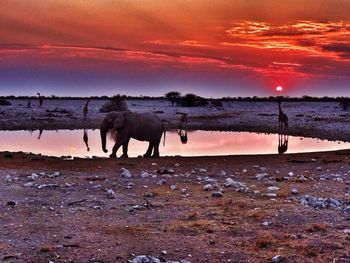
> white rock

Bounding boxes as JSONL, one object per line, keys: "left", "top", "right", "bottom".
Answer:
{"left": 106, "top": 189, "right": 116, "bottom": 199}
{"left": 168, "top": 168, "right": 175, "bottom": 174}
{"left": 170, "top": 185, "right": 177, "bottom": 190}
{"left": 24, "top": 182, "right": 34, "bottom": 187}
{"left": 203, "top": 184, "right": 214, "bottom": 191}
{"left": 266, "top": 193, "right": 277, "bottom": 197}
{"left": 271, "top": 255, "right": 283, "bottom": 263}
{"left": 242, "top": 169, "right": 248, "bottom": 173}
{"left": 253, "top": 190, "right": 261, "bottom": 195}
{"left": 151, "top": 163, "right": 157, "bottom": 166}
{"left": 199, "top": 168, "right": 207, "bottom": 173}
{"left": 288, "top": 172, "right": 294, "bottom": 177}
{"left": 262, "top": 221, "right": 270, "bottom": 226}
{"left": 267, "top": 186, "right": 280, "bottom": 192}
{"left": 224, "top": 178, "right": 246, "bottom": 189}
{"left": 120, "top": 168, "right": 131, "bottom": 178}
{"left": 174, "top": 163, "right": 181, "bottom": 167}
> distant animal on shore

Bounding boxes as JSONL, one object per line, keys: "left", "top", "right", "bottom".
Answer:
{"left": 83, "top": 99, "right": 89, "bottom": 120}
{"left": 37, "top": 93, "right": 43, "bottom": 107}
{"left": 278, "top": 100, "right": 288, "bottom": 130}
{"left": 27, "top": 100, "right": 31, "bottom": 108}
{"left": 100, "top": 111, "right": 164, "bottom": 158}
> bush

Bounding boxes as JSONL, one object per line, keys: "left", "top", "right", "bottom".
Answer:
{"left": 99, "top": 95, "right": 128, "bottom": 113}
{"left": 178, "top": 94, "right": 208, "bottom": 107}
{"left": 0, "top": 99, "right": 11, "bottom": 106}
{"left": 211, "top": 99, "right": 223, "bottom": 107}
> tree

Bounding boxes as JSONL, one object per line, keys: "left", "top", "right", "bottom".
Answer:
{"left": 165, "top": 91, "right": 181, "bottom": 107}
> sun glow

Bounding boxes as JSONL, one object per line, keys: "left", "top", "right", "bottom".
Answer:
{"left": 276, "top": 86, "right": 283, "bottom": 92}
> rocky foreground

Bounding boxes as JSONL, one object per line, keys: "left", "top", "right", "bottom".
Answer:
{"left": 1, "top": 151, "right": 350, "bottom": 262}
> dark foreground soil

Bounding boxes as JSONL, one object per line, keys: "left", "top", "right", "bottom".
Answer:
{"left": 1, "top": 151, "right": 350, "bottom": 263}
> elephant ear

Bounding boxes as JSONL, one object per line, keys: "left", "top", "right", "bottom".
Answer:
{"left": 113, "top": 112, "right": 126, "bottom": 130}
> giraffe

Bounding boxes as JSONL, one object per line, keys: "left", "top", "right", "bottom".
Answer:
{"left": 37, "top": 93, "right": 43, "bottom": 107}
{"left": 83, "top": 99, "right": 89, "bottom": 120}
{"left": 278, "top": 134, "right": 288, "bottom": 154}
{"left": 278, "top": 100, "right": 288, "bottom": 130}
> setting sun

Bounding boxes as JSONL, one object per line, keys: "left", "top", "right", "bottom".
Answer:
{"left": 276, "top": 86, "right": 283, "bottom": 92}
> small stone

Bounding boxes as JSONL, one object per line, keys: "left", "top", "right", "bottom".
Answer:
{"left": 267, "top": 186, "right": 280, "bottom": 192}
{"left": 106, "top": 189, "right": 116, "bottom": 199}
{"left": 120, "top": 168, "right": 131, "bottom": 178}
{"left": 157, "top": 179, "right": 166, "bottom": 185}
{"left": 5, "top": 175, "right": 12, "bottom": 183}
{"left": 140, "top": 171, "right": 150, "bottom": 178}
{"left": 128, "top": 255, "right": 161, "bottom": 263}
{"left": 161, "top": 250, "right": 167, "bottom": 255}
{"left": 217, "top": 170, "right": 227, "bottom": 176}
{"left": 211, "top": 191, "right": 223, "bottom": 198}
{"left": 170, "top": 185, "right": 176, "bottom": 190}
{"left": 174, "top": 163, "right": 181, "bottom": 167}
{"left": 242, "top": 169, "right": 248, "bottom": 173}
{"left": 24, "top": 182, "right": 34, "bottom": 187}
{"left": 262, "top": 221, "right": 269, "bottom": 226}
{"left": 199, "top": 168, "right": 207, "bottom": 173}
{"left": 288, "top": 172, "right": 294, "bottom": 177}
{"left": 291, "top": 187, "right": 298, "bottom": 195}
{"left": 255, "top": 173, "right": 267, "bottom": 180}
{"left": 203, "top": 184, "right": 214, "bottom": 191}
{"left": 271, "top": 255, "right": 284, "bottom": 263}
{"left": 168, "top": 168, "right": 175, "bottom": 174}
{"left": 28, "top": 173, "right": 39, "bottom": 181}
{"left": 253, "top": 190, "right": 261, "bottom": 195}
{"left": 151, "top": 163, "right": 157, "bottom": 166}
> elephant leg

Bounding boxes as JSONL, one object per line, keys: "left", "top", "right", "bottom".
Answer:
{"left": 110, "top": 141, "right": 123, "bottom": 158}
{"left": 143, "top": 142, "right": 153, "bottom": 158}
{"left": 152, "top": 140, "right": 161, "bottom": 158}
{"left": 121, "top": 138, "right": 130, "bottom": 158}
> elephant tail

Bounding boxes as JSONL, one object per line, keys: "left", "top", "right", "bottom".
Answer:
{"left": 162, "top": 120, "right": 168, "bottom": 147}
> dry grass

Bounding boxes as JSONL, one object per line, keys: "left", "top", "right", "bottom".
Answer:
{"left": 305, "top": 223, "right": 326, "bottom": 233}
{"left": 255, "top": 231, "right": 276, "bottom": 249}
{"left": 277, "top": 188, "right": 291, "bottom": 198}
{"left": 39, "top": 244, "right": 53, "bottom": 253}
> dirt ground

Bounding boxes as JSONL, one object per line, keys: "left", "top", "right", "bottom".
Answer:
{"left": 1, "top": 151, "right": 350, "bottom": 263}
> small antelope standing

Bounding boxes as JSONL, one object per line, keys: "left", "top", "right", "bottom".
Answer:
{"left": 278, "top": 100, "right": 288, "bottom": 130}
{"left": 83, "top": 99, "right": 89, "bottom": 120}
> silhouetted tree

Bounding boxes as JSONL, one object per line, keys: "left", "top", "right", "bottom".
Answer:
{"left": 165, "top": 91, "right": 181, "bottom": 107}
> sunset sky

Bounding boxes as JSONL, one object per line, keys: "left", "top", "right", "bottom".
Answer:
{"left": 1, "top": 0, "right": 350, "bottom": 97}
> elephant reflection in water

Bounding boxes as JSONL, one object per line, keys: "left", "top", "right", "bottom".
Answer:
{"left": 83, "top": 129, "right": 90, "bottom": 151}
{"left": 278, "top": 134, "right": 289, "bottom": 154}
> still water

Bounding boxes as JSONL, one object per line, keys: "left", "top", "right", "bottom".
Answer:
{"left": 0, "top": 130, "right": 349, "bottom": 158}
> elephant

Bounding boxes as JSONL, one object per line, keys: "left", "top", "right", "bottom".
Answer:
{"left": 100, "top": 111, "right": 164, "bottom": 158}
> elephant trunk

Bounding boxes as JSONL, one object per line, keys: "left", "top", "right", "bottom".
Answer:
{"left": 100, "top": 121, "right": 109, "bottom": 153}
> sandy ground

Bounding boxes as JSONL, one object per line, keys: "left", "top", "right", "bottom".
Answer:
{"left": 1, "top": 99, "right": 350, "bottom": 262}
{"left": 0, "top": 99, "right": 350, "bottom": 142}
{"left": 1, "top": 151, "right": 350, "bottom": 263}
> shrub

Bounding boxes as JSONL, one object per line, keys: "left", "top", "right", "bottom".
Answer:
{"left": 210, "top": 99, "right": 223, "bottom": 107}
{"left": 0, "top": 99, "right": 11, "bottom": 106}
{"left": 178, "top": 93, "right": 208, "bottom": 107}
{"left": 99, "top": 95, "right": 128, "bottom": 113}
